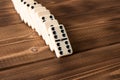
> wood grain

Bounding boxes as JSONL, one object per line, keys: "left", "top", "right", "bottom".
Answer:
{"left": 0, "top": 0, "right": 120, "bottom": 80}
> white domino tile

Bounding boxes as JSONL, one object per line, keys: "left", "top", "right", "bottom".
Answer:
{"left": 48, "top": 25, "right": 73, "bottom": 58}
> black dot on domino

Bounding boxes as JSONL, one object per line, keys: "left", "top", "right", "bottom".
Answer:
{"left": 42, "top": 17, "right": 45, "bottom": 22}
{"left": 53, "top": 31, "right": 56, "bottom": 34}
{"left": 51, "top": 27, "right": 55, "bottom": 30}
{"left": 54, "top": 35, "right": 57, "bottom": 39}
{"left": 61, "top": 30, "right": 64, "bottom": 33}
{"left": 62, "top": 34, "right": 66, "bottom": 37}
{"left": 68, "top": 49, "right": 71, "bottom": 53}
{"left": 27, "top": 4, "right": 30, "bottom": 7}
{"left": 65, "top": 41, "right": 68, "bottom": 44}
{"left": 42, "top": 17, "right": 45, "bottom": 19}
{"left": 60, "top": 51, "right": 63, "bottom": 55}
{"left": 66, "top": 45, "right": 70, "bottom": 48}
{"left": 24, "top": 2, "right": 26, "bottom": 4}
{"left": 34, "top": 3, "right": 37, "bottom": 5}
{"left": 59, "top": 26, "right": 63, "bottom": 29}
{"left": 31, "top": 6, "right": 34, "bottom": 9}
{"left": 21, "top": 0, "right": 23, "bottom": 2}
{"left": 58, "top": 47, "right": 62, "bottom": 50}
{"left": 57, "top": 43, "right": 60, "bottom": 46}
{"left": 50, "top": 15, "right": 54, "bottom": 20}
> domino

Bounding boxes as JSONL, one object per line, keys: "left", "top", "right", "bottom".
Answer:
{"left": 36, "top": 13, "right": 55, "bottom": 45}
{"left": 11, "top": 0, "right": 24, "bottom": 20}
{"left": 40, "top": 20, "right": 59, "bottom": 51}
{"left": 33, "top": 10, "right": 51, "bottom": 36}
{"left": 11, "top": 0, "right": 18, "bottom": 13}
{"left": 23, "top": 1, "right": 38, "bottom": 27}
{"left": 22, "top": 0, "right": 36, "bottom": 24}
{"left": 11, "top": 0, "right": 21, "bottom": 13}
{"left": 19, "top": 0, "right": 29, "bottom": 22}
{"left": 35, "top": 11, "right": 53, "bottom": 35}
{"left": 48, "top": 24, "right": 73, "bottom": 58}
{"left": 27, "top": 2, "right": 44, "bottom": 27}
{"left": 29, "top": 6, "right": 48, "bottom": 29}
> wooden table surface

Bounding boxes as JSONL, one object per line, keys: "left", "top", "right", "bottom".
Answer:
{"left": 0, "top": 0, "right": 120, "bottom": 80}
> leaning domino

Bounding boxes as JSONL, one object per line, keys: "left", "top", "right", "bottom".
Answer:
{"left": 41, "top": 20, "right": 59, "bottom": 51}
{"left": 37, "top": 14, "right": 55, "bottom": 45}
{"left": 29, "top": 6, "right": 48, "bottom": 29}
{"left": 33, "top": 11, "right": 51, "bottom": 38}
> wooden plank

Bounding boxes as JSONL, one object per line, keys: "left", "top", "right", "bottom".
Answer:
{"left": 0, "top": 0, "right": 120, "bottom": 80}
{"left": 0, "top": 14, "right": 21, "bottom": 27}
{"left": 0, "top": 0, "right": 13, "bottom": 9}
{"left": 0, "top": 43, "right": 120, "bottom": 80}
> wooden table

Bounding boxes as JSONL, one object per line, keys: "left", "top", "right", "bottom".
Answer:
{"left": 0, "top": 0, "right": 120, "bottom": 80}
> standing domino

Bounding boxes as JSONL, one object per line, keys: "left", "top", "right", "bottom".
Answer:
{"left": 48, "top": 24, "right": 73, "bottom": 58}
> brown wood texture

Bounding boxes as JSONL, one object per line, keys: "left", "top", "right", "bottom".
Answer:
{"left": 0, "top": 0, "right": 120, "bottom": 80}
